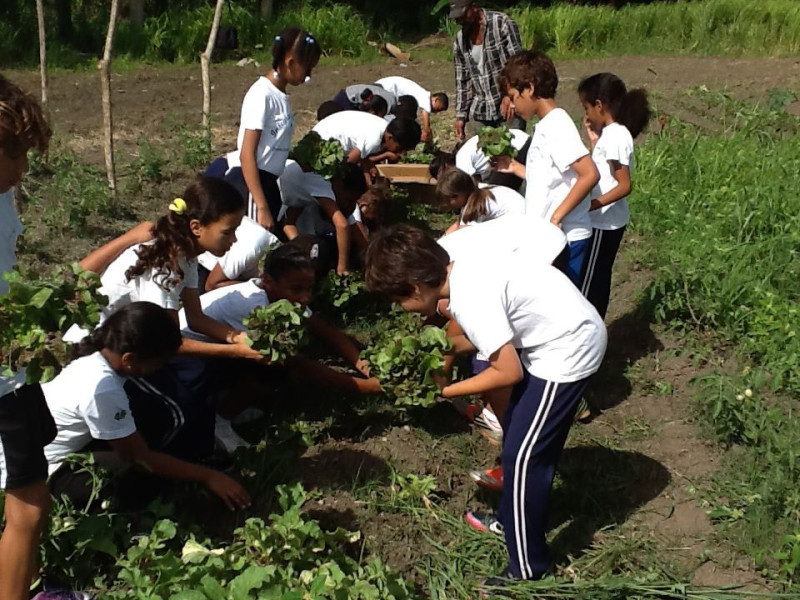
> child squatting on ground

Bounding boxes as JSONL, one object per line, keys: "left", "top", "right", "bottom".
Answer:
{"left": 364, "top": 224, "right": 607, "bottom": 585}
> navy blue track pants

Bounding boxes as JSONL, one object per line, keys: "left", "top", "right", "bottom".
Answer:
{"left": 499, "top": 370, "right": 589, "bottom": 579}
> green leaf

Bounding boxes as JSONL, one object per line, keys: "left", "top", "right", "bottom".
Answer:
{"left": 230, "top": 565, "right": 273, "bottom": 600}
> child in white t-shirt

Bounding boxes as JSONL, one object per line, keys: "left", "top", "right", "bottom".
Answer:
{"left": 364, "top": 224, "right": 606, "bottom": 584}
{"left": 44, "top": 302, "right": 251, "bottom": 512}
{"left": 222, "top": 28, "right": 321, "bottom": 231}
{"left": 348, "top": 186, "right": 389, "bottom": 255}
{"left": 197, "top": 216, "right": 279, "bottom": 293}
{"left": 312, "top": 112, "right": 422, "bottom": 165}
{"left": 278, "top": 160, "right": 366, "bottom": 274}
{"left": 374, "top": 76, "right": 449, "bottom": 141}
{"left": 435, "top": 168, "right": 524, "bottom": 234}
{"left": 0, "top": 73, "right": 57, "bottom": 600}
{"left": 578, "top": 73, "right": 650, "bottom": 318}
{"left": 174, "top": 241, "right": 381, "bottom": 451}
{"left": 455, "top": 128, "right": 529, "bottom": 184}
{"left": 493, "top": 51, "right": 600, "bottom": 287}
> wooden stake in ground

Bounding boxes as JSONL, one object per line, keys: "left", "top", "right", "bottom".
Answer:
{"left": 201, "top": 0, "right": 225, "bottom": 136}
{"left": 99, "top": 0, "right": 120, "bottom": 195}
{"left": 35, "top": 0, "right": 48, "bottom": 111}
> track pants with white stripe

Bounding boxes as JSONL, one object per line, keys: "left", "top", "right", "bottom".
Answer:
{"left": 580, "top": 226, "right": 626, "bottom": 318}
{"left": 499, "top": 370, "right": 589, "bottom": 579}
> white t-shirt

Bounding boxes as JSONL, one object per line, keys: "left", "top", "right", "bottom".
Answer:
{"left": 180, "top": 279, "right": 268, "bottom": 342}
{"left": 0, "top": 189, "right": 27, "bottom": 396}
{"left": 42, "top": 352, "right": 137, "bottom": 474}
{"left": 226, "top": 77, "right": 295, "bottom": 176}
{"left": 374, "top": 76, "right": 431, "bottom": 113}
{"left": 448, "top": 257, "right": 607, "bottom": 382}
{"left": 100, "top": 242, "right": 198, "bottom": 316}
{"left": 438, "top": 214, "right": 566, "bottom": 266}
{"left": 589, "top": 122, "right": 634, "bottom": 230}
{"left": 278, "top": 160, "right": 335, "bottom": 214}
{"left": 525, "top": 108, "right": 592, "bottom": 242}
{"left": 459, "top": 184, "right": 524, "bottom": 226}
{"left": 456, "top": 129, "right": 529, "bottom": 180}
{"left": 345, "top": 85, "right": 397, "bottom": 111}
{"left": 197, "top": 217, "right": 278, "bottom": 281}
{"left": 312, "top": 112, "right": 387, "bottom": 158}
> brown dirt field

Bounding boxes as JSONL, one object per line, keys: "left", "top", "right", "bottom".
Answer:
{"left": 8, "top": 54, "right": 800, "bottom": 164}
{"left": 7, "top": 53, "right": 793, "bottom": 590}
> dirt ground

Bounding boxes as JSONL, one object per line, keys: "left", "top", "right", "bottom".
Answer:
{"left": 8, "top": 54, "right": 800, "bottom": 164}
{"left": 8, "top": 53, "right": 796, "bottom": 589}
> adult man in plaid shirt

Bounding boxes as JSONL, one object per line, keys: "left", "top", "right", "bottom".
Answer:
{"left": 450, "top": 0, "right": 525, "bottom": 141}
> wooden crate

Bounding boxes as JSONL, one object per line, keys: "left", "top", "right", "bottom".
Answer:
{"left": 376, "top": 163, "right": 435, "bottom": 184}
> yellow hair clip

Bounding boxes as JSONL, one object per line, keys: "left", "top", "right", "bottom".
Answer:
{"left": 168, "top": 198, "right": 187, "bottom": 215}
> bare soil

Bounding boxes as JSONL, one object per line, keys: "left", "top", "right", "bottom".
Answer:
{"left": 8, "top": 53, "right": 793, "bottom": 589}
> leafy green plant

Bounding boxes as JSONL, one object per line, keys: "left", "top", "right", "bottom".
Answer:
{"left": 178, "top": 125, "right": 213, "bottom": 171}
{"left": 291, "top": 131, "right": 346, "bottom": 180}
{"left": 400, "top": 140, "right": 439, "bottom": 165}
{"left": 362, "top": 325, "right": 451, "bottom": 408}
{"left": 0, "top": 264, "right": 107, "bottom": 383}
{"left": 95, "top": 483, "right": 418, "bottom": 599}
{"left": 477, "top": 126, "right": 517, "bottom": 158}
{"left": 244, "top": 299, "right": 309, "bottom": 363}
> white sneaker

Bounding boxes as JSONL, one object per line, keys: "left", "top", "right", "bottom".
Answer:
{"left": 214, "top": 415, "right": 250, "bottom": 455}
{"left": 230, "top": 407, "right": 265, "bottom": 426}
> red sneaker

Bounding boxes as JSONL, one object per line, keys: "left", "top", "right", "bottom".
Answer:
{"left": 469, "top": 466, "right": 503, "bottom": 491}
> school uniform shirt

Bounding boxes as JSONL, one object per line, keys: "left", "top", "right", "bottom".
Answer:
{"left": 278, "top": 160, "right": 335, "bottom": 215}
{"left": 525, "top": 108, "right": 592, "bottom": 243}
{"left": 179, "top": 279, "right": 267, "bottom": 342}
{"left": 179, "top": 280, "right": 311, "bottom": 342}
{"left": 455, "top": 129, "right": 529, "bottom": 180}
{"left": 100, "top": 242, "right": 198, "bottom": 316}
{"left": 226, "top": 77, "right": 295, "bottom": 176}
{"left": 459, "top": 184, "right": 524, "bottom": 226}
{"left": 347, "top": 205, "right": 369, "bottom": 234}
{"left": 312, "top": 112, "right": 387, "bottom": 158}
{"left": 345, "top": 84, "right": 397, "bottom": 111}
{"left": 197, "top": 216, "right": 279, "bottom": 281}
{"left": 448, "top": 256, "right": 606, "bottom": 382}
{"left": 589, "top": 122, "right": 634, "bottom": 230}
{"left": 0, "top": 189, "right": 27, "bottom": 396}
{"left": 42, "top": 352, "right": 137, "bottom": 474}
{"left": 438, "top": 214, "right": 566, "bottom": 266}
{"left": 374, "top": 76, "right": 431, "bottom": 113}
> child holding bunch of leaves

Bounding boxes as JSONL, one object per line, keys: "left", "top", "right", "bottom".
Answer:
{"left": 578, "top": 73, "right": 650, "bottom": 318}
{"left": 0, "top": 73, "right": 57, "bottom": 600}
{"left": 44, "top": 302, "right": 251, "bottom": 512}
{"left": 208, "top": 28, "right": 321, "bottom": 232}
{"left": 492, "top": 51, "right": 599, "bottom": 287}
{"left": 365, "top": 224, "right": 606, "bottom": 586}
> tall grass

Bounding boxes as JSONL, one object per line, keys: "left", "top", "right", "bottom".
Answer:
{"left": 514, "top": 0, "right": 800, "bottom": 57}
{"left": 632, "top": 90, "right": 800, "bottom": 581}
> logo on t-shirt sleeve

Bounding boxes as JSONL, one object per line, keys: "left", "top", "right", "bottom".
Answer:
{"left": 114, "top": 409, "right": 128, "bottom": 421}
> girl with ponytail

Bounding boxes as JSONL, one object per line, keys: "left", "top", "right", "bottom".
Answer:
{"left": 436, "top": 168, "right": 524, "bottom": 235}
{"left": 215, "top": 27, "right": 321, "bottom": 232}
{"left": 578, "top": 72, "right": 650, "bottom": 318}
{"left": 43, "top": 302, "right": 251, "bottom": 512}
{"left": 77, "top": 176, "right": 260, "bottom": 360}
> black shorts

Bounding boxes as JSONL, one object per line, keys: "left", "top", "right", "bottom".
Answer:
{"left": 0, "top": 384, "right": 57, "bottom": 490}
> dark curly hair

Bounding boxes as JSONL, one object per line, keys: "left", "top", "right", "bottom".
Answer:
{"left": 125, "top": 177, "right": 244, "bottom": 290}
{"left": 499, "top": 51, "right": 558, "bottom": 99}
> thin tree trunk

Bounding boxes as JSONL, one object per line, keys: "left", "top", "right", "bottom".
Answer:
{"left": 201, "top": 0, "right": 225, "bottom": 135}
{"left": 35, "top": 0, "right": 48, "bottom": 111}
{"left": 99, "top": 0, "right": 120, "bottom": 195}
{"left": 129, "top": 0, "right": 145, "bottom": 28}
{"left": 260, "top": 0, "right": 274, "bottom": 19}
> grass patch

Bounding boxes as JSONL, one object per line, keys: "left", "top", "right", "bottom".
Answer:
{"left": 633, "top": 90, "right": 800, "bottom": 584}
